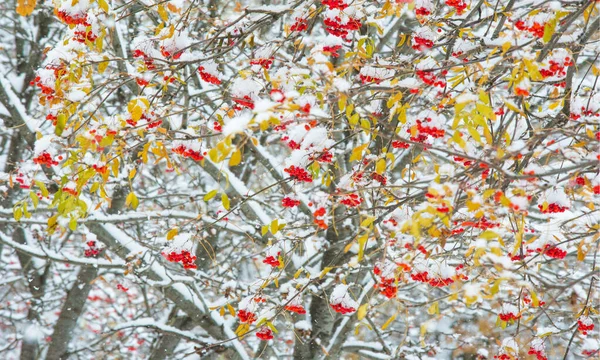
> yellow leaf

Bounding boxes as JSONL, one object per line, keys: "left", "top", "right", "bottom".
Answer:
{"left": 350, "top": 144, "right": 368, "bottom": 162}
{"left": 221, "top": 193, "right": 230, "bottom": 210}
{"left": 98, "top": 0, "right": 109, "bottom": 12}
{"left": 427, "top": 301, "right": 439, "bottom": 315}
{"left": 360, "top": 216, "right": 375, "bottom": 228}
{"left": 166, "top": 228, "right": 178, "bottom": 240}
{"left": 227, "top": 303, "right": 235, "bottom": 316}
{"left": 543, "top": 18, "right": 556, "bottom": 43}
{"left": 338, "top": 94, "right": 347, "bottom": 111}
{"left": 229, "top": 149, "right": 242, "bottom": 167}
{"left": 125, "top": 192, "right": 139, "bottom": 210}
{"left": 35, "top": 181, "right": 48, "bottom": 197}
{"left": 501, "top": 41, "right": 511, "bottom": 55}
{"left": 319, "top": 267, "right": 333, "bottom": 278}
{"left": 452, "top": 131, "right": 466, "bottom": 149}
{"left": 157, "top": 4, "right": 168, "bottom": 21}
{"left": 357, "top": 233, "right": 368, "bottom": 261}
{"left": 129, "top": 168, "right": 137, "bottom": 179}
{"left": 467, "top": 127, "right": 482, "bottom": 144}
{"left": 476, "top": 102, "right": 496, "bottom": 121}
{"left": 357, "top": 304, "right": 368, "bottom": 320}
{"left": 131, "top": 106, "right": 143, "bottom": 122}
{"left": 204, "top": 189, "right": 218, "bottom": 201}
{"left": 270, "top": 219, "right": 279, "bottom": 234}
{"left": 30, "top": 192, "right": 39, "bottom": 209}
{"left": 235, "top": 323, "right": 249, "bottom": 337}
{"left": 16, "top": 0, "right": 36, "bottom": 16}
{"left": 98, "top": 59, "right": 109, "bottom": 74}
{"left": 480, "top": 230, "right": 499, "bottom": 240}
{"left": 381, "top": 314, "right": 396, "bottom": 330}
{"left": 375, "top": 158, "right": 386, "bottom": 175}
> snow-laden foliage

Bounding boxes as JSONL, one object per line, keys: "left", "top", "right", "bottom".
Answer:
{"left": 0, "top": 0, "right": 598, "bottom": 359}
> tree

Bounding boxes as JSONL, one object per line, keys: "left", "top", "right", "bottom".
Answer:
{"left": 0, "top": 0, "right": 598, "bottom": 358}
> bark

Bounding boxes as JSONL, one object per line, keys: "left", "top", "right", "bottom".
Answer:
{"left": 148, "top": 309, "right": 193, "bottom": 360}
{"left": 45, "top": 265, "right": 98, "bottom": 360}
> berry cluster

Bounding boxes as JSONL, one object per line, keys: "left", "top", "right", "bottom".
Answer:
{"left": 415, "top": 7, "right": 431, "bottom": 16}
{"left": 493, "top": 355, "right": 512, "bottom": 360}
{"left": 290, "top": 17, "right": 308, "bottom": 32}
{"left": 250, "top": 58, "right": 274, "bottom": 69}
{"left": 237, "top": 309, "right": 257, "bottom": 323}
{"left": 371, "top": 172, "right": 387, "bottom": 185}
{"left": 15, "top": 173, "right": 32, "bottom": 189}
{"left": 281, "top": 137, "right": 301, "bottom": 150}
{"left": 460, "top": 217, "right": 499, "bottom": 230}
{"left": 73, "top": 27, "right": 97, "bottom": 43}
{"left": 172, "top": 144, "right": 204, "bottom": 161}
{"left": 446, "top": 0, "right": 467, "bottom": 14}
{"left": 527, "top": 350, "right": 547, "bottom": 360}
{"left": 270, "top": 89, "right": 286, "bottom": 103}
{"left": 323, "top": 16, "right": 361, "bottom": 39}
{"left": 84, "top": 241, "right": 100, "bottom": 257}
{"left": 340, "top": 193, "right": 362, "bottom": 207}
{"left": 198, "top": 66, "right": 221, "bottom": 85}
{"left": 515, "top": 86, "right": 530, "bottom": 97}
{"left": 540, "top": 57, "right": 573, "bottom": 78}
{"left": 523, "top": 293, "right": 546, "bottom": 307}
{"left": 232, "top": 95, "right": 255, "bottom": 110}
{"left": 284, "top": 165, "right": 313, "bottom": 182}
{"left": 499, "top": 311, "right": 521, "bottom": 322}
{"left": 132, "top": 49, "right": 156, "bottom": 70}
{"left": 536, "top": 244, "right": 567, "bottom": 259}
{"left": 159, "top": 46, "right": 183, "bottom": 60}
{"left": 282, "top": 197, "right": 301, "bottom": 208}
{"left": 391, "top": 140, "right": 410, "bottom": 149}
{"left": 33, "top": 152, "right": 59, "bottom": 168}
{"left": 46, "top": 114, "right": 58, "bottom": 125}
{"left": 578, "top": 316, "right": 594, "bottom": 335}
{"left": 92, "top": 164, "right": 108, "bottom": 174}
{"left": 256, "top": 327, "right": 274, "bottom": 341}
{"left": 412, "top": 36, "right": 434, "bottom": 51}
{"left": 313, "top": 207, "right": 328, "bottom": 229}
{"left": 373, "top": 266, "right": 398, "bottom": 299}
{"left": 408, "top": 118, "right": 446, "bottom": 142}
{"left": 330, "top": 303, "right": 356, "bottom": 314}
{"left": 263, "top": 252, "right": 281, "bottom": 267}
{"left": 538, "top": 203, "right": 569, "bottom": 213}
{"left": 322, "top": 0, "right": 348, "bottom": 10}
{"left": 323, "top": 45, "right": 342, "bottom": 57}
{"left": 284, "top": 305, "right": 307, "bottom": 314}
{"left": 30, "top": 76, "right": 55, "bottom": 100}
{"left": 416, "top": 70, "right": 447, "bottom": 88}
{"left": 453, "top": 156, "right": 474, "bottom": 166}
{"left": 515, "top": 20, "right": 545, "bottom": 38}
{"left": 162, "top": 250, "right": 197, "bottom": 269}
{"left": 127, "top": 111, "right": 161, "bottom": 128}
{"left": 56, "top": 10, "right": 90, "bottom": 26}
{"left": 62, "top": 185, "right": 78, "bottom": 196}
{"left": 359, "top": 74, "right": 383, "bottom": 84}
{"left": 411, "top": 271, "right": 456, "bottom": 287}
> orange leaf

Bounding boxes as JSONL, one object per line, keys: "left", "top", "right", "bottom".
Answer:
{"left": 16, "top": 0, "right": 36, "bottom": 16}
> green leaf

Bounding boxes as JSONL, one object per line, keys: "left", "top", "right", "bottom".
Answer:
{"left": 69, "top": 217, "right": 77, "bottom": 231}
{"left": 55, "top": 113, "right": 66, "bottom": 136}
{"left": 30, "top": 192, "right": 39, "bottom": 209}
